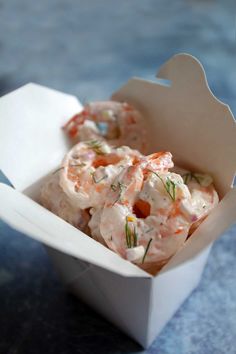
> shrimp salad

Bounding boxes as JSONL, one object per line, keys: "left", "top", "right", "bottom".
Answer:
{"left": 40, "top": 100, "right": 219, "bottom": 275}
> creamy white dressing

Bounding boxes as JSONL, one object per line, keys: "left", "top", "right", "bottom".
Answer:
{"left": 42, "top": 107, "right": 220, "bottom": 274}
{"left": 64, "top": 101, "right": 147, "bottom": 154}
{"left": 60, "top": 140, "right": 141, "bottom": 209}
{"left": 40, "top": 173, "right": 90, "bottom": 231}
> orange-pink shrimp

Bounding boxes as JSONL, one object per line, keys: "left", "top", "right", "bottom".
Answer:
{"left": 91, "top": 152, "right": 195, "bottom": 273}
{"left": 180, "top": 170, "right": 219, "bottom": 233}
{"left": 62, "top": 101, "right": 147, "bottom": 153}
{"left": 40, "top": 173, "right": 90, "bottom": 233}
{"left": 59, "top": 140, "right": 142, "bottom": 209}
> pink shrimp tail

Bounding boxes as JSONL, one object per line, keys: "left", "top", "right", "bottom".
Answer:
{"left": 141, "top": 151, "right": 173, "bottom": 173}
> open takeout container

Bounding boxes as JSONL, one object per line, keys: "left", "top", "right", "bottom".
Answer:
{"left": 0, "top": 54, "right": 236, "bottom": 348}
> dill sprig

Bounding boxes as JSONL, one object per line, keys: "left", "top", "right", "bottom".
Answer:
{"left": 142, "top": 238, "right": 153, "bottom": 264}
{"left": 165, "top": 177, "right": 176, "bottom": 201}
{"left": 91, "top": 172, "right": 108, "bottom": 184}
{"left": 125, "top": 221, "right": 132, "bottom": 248}
{"left": 182, "top": 172, "right": 202, "bottom": 185}
{"left": 53, "top": 163, "right": 86, "bottom": 175}
{"left": 86, "top": 140, "right": 106, "bottom": 155}
{"left": 148, "top": 170, "right": 176, "bottom": 201}
{"left": 70, "top": 163, "right": 86, "bottom": 168}
{"left": 125, "top": 218, "right": 138, "bottom": 248}
{"left": 133, "top": 227, "right": 138, "bottom": 247}
{"left": 53, "top": 166, "right": 64, "bottom": 175}
{"left": 111, "top": 183, "right": 118, "bottom": 192}
{"left": 145, "top": 226, "right": 154, "bottom": 234}
{"left": 110, "top": 181, "right": 126, "bottom": 203}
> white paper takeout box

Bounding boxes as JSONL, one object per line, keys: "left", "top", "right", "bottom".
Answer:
{"left": 0, "top": 54, "right": 236, "bottom": 348}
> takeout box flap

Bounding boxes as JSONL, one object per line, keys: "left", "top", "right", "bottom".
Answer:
{"left": 1, "top": 54, "right": 235, "bottom": 279}
{"left": 112, "top": 53, "right": 236, "bottom": 197}
{"left": 0, "top": 83, "right": 82, "bottom": 191}
{"left": 160, "top": 187, "right": 236, "bottom": 273}
{"left": 0, "top": 183, "right": 150, "bottom": 278}
{"left": 112, "top": 53, "right": 236, "bottom": 271}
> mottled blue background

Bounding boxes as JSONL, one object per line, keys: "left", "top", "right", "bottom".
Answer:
{"left": 0, "top": 0, "right": 236, "bottom": 353}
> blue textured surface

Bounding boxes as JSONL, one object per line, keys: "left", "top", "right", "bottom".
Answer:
{"left": 0, "top": 1, "right": 236, "bottom": 353}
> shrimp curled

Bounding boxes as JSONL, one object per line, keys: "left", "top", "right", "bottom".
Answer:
{"left": 181, "top": 171, "right": 219, "bottom": 233}
{"left": 59, "top": 140, "right": 142, "bottom": 209}
{"left": 40, "top": 173, "right": 90, "bottom": 233}
{"left": 63, "top": 101, "right": 147, "bottom": 153}
{"left": 90, "top": 152, "right": 197, "bottom": 274}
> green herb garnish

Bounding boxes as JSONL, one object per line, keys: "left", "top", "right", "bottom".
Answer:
{"left": 86, "top": 140, "right": 106, "bottom": 155}
{"left": 145, "top": 226, "right": 154, "bottom": 234}
{"left": 166, "top": 177, "right": 176, "bottom": 201}
{"left": 91, "top": 172, "right": 108, "bottom": 184}
{"left": 53, "top": 163, "right": 86, "bottom": 175}
{"left": 111, "top": 183, "right": 117, "bottom": 192}
{"left": 183, "top": 173, "right": 191, "bottom": 184}
{"left": 53, "top": 166, "right": 64, "bottom": 175}
{"left": 125, "top": 221, "right": 132, "bottom": 248}
{"left": 111, "top": 181, "right": 127, "bottom": 203}
{"left": 148, "top": 170, "right": 176, "bottom": 201}
{"left": 70, "top": 163, "right": 86, "bottom": 168}
{"left": 133, "top": 227, "right": 138, "bottom": 247}
{"left": 125, "top": 218, "right": 138, "bottom": 248}
{"left": 182, "top": 172, "right": 202, "bottom": 185}
{"left": 142, "top": 238, "right": 153, "bottom": 263}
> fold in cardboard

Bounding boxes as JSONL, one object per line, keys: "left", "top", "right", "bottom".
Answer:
{"left": 0, "top": 54, "right": 235, "bottom": 348}
{"left": 0, "top": 84, "right": 81, "bottom": 191}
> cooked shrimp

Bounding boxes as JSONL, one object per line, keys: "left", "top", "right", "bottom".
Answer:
{"left": 93, "top": 152, "right": 196, "bottom": 273}
{"left": 62, "top": 101, "right": 147, "bottom": 153}
{"left": 40, "top": 173, "right": 90, "bottom": 233}
{"left": 181, "top": 171, "right": 219, "bottom": 233}
{"left": 59, "top": 140, "right": 142, "bottom": 209}
{"left": 88, "top": 207, "right": 107, "bottom": 246}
